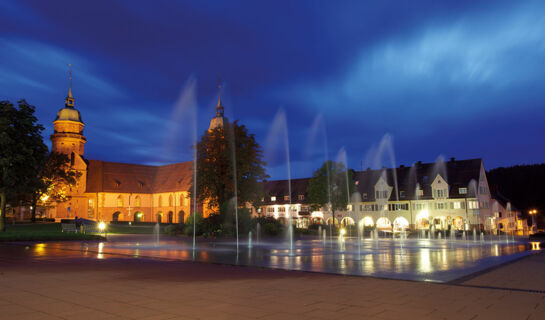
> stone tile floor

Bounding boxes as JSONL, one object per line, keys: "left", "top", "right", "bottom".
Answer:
{"left": 0, "top": 244, "right": 543, "bottom": 320}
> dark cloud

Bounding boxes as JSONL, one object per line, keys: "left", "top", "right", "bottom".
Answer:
{"left": 1, "top": 0, "right": 544, "bottom": 179}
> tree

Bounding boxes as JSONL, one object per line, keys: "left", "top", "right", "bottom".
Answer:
{"left": 26, "top": 152, "right": 80, "bottom": 222}
{"left": 193, "top": 120, "right": 269, "bottom": 215}
{"left": 0, "top": 100, "right": 48, "bottom": 231}
{"left": 307, "top": 160, "right": 356, "bottom": 226}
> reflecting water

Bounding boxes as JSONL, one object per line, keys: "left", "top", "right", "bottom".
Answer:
{"left": 16, "top": 236, "right": 540, "bottom": 282}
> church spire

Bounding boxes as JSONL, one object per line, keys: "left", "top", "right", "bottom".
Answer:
{"left": 65, "top": 64, "right": 75, "bottom": 108}
{"left": 216, "top": 76, "right": 224, "bottom": 117}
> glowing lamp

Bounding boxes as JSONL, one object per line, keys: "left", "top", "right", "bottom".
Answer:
{"left": 98, "top": 222, "right": 106, "bottom": 232}
{"left": 340, "top": 228, "right": 346, "bottom": 236}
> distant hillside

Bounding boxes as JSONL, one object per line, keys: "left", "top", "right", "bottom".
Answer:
{"left": 487, "top": 164, "right": 545, "bottom": 213}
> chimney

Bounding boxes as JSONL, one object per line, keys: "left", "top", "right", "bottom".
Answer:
{"left": 450, "top": 157, "right": 455, "bottom": 162}
{"left": 400, "top": 164, "right": 405, "bottom": 168}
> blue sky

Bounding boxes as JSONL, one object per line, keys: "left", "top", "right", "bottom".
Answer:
{"left": 1, "top": 0, "right": 544, "bottom": 179}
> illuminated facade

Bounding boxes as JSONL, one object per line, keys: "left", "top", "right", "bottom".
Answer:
{"left": 261, "top": 159, "right": 500, "bottom": 232}
{"left": 45, "top": 76, "right": 222, "bottom": 223}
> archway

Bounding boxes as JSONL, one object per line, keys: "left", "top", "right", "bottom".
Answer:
{"left": 452, "top": 216, "right": 464, "bottom": 230}
{"left": 168, "top": 211, "right": 173, "bottom": 223}
{"left": 134, "top": 211, "right": 143, "bottom": 222}
{"left": 393, "top": 217, "right": 409, "bottom": 232}
{"left": 112, "top": 211, "right": 121, "bottom": 222}
{"left": 416, "top": 211, "right": 430, "bottom": 230}
{"left": 178, "top": 210, "right": 185, "bottom": 223}
{"left": 361, "top": 216, "right": 374, "bottom": 227}
{"left": 326, "top": 217, "right": 339, "bottom": 225}
{"left": 311, "top": 217, "right": 324, "bottom": 225}
{"left": 341, "top": 217, "right": 355, "bottom": 226}
{"left": 157, "top": 212, "right": 163, "bottom": 223}
{"left": 376, "top": 217, "right": 392, "bottom": 231}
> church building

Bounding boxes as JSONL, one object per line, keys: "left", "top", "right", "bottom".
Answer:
{"left": 46, "top": 73, "right": 225, "bottom": 223}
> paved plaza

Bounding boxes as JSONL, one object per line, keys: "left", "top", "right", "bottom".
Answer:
{"left": 0, "top": 243, "right": 543, "bottom": 320}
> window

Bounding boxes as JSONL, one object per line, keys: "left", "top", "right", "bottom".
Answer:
{"left": 417, "top": 189, "right": 424, "bottom": 196}
{"left": 267, "top": 207, "right": 275, "bottom": 213}
{"left": 435, "top": 189, "right": 447, "bottom": 198}
{"left": 284, "top": 195, "right": 290, "bottom": 201}
{"left": 169, "top": 195, "right": 173, "bottom": 207}
{"left": 468, "top": 201, "right": 479, "bottom": 209}
{"left": 271, "top": 196, "right": 276, "bottom": 202}
{"left": 453, "top": 201, "right": 461, "bottom": 209}
{"left": 400, "top": 191, "right": 405, "bottom": 197}
{"left": 298, "top": 194, "right": 304, "bottom": 201}
{"left": 479, "top": 186, "right": 488, "bottom": 194}
{"left": 375, "top": 190, "right": 388, "bottom": 199}
{"left": 435, "top": 202, "right": 445, "bottom": 210}
{"left": 278, "top": 207, "right": 286, "bottom": 212}
{"left": 117, "top": 195, "right": 123, "bottom": 208}
{"left": 135, "top": 196, "right": 141, "bottom": 207}
{"left": 362, "top": 193, "right": 368, "bottom": 200}
{"left": 158, "top": 196, "right": 163, "bottom": 207}
{"left": 459, "top": 187, "right": 467, "bottom": 195}
{"left": 301, "top": 206, "right": 309, "bottom": 212}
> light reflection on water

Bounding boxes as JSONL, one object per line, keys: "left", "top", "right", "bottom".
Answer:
{"left": 26, "top": 237, "right": 538, "bottom": 282}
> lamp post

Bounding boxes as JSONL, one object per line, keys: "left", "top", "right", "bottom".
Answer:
{"left": 529, "top": 210, "right": 538, "bottom": 235}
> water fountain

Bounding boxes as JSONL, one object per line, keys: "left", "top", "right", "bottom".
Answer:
{"left": 322, "top": 229, "right": 327, "bottom": 246}
{"left": 473, "top": 229, "right": 477, "bottom": 242}
{"left": 154, "top": 223, "right": 160, "bottom": 245}
{"left": 248, "top": 231, "right": 252, "bottom": 249}
{"left": 256, "top": 222, "right": 261, "bottom": 245}
{"left": 480, "top": 231, "right": 484, "bottom": 242}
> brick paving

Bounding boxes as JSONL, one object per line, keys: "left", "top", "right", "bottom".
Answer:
{"left": 0, "top": 244, "right": 543, "bottom": 320}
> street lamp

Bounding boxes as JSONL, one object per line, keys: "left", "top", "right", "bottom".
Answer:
{"left": 528, "top": 210, "right": 538, "bottom": 234}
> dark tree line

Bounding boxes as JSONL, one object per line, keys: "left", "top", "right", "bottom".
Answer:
{"left": 0, "top": 100, "right": 78, "bottom": 231}
{"left": 487, "top": 164, "right": 545, "bottom": 218}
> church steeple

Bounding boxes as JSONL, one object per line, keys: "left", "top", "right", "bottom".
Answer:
{"left": 209, "top": 78, "right": 226, "bottom": 130}
{"left": 216, "top": 78, "right": 224, "bottom": 117}
{"left": 65, "top": 64, "right": 75, "bottom": 108}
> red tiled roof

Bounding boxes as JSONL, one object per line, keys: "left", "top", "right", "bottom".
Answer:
{"left": 85, "top": 160, "right": 193, "bottom": 194}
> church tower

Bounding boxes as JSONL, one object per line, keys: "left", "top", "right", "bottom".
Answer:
{"left": 208, "top": 81, "right": 226, "bottom": 130}
{"left": 51, "top": 67, "right": 86, "bottom": 156}
{"left": 49, "top": 66, "right": 88, "bottom": 220}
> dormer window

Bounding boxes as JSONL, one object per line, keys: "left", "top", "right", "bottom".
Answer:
{"left": 114, "top": 180, "right": 121, "bottom": 188}
{"left": 376, "top": 190, "right": 388, "bottom": 199}
{"left": 459, "top": 187, "right": 467, "bottom": 194}
{"left": 298, "top": 194, "right": 304, "bottom": 200}
{"left": 271, "top": 196, "right": 276, "bottom": 202}
{"left": 362, "top": 193, "right": 368, "bottom": 200}
{"left": 284, "top": 195, "right": 290, "bottom": 201}
{"left": 435, "top": 189, "right": 447, "bottom": 198}
{"left": 418, "top": 189, "right": 424, "bottom": 196}
{"left": 400, "top": 191, "right": 405, "bottom": 197}
{"left": 138, "top": 181, "right": 144, "bottom": 188}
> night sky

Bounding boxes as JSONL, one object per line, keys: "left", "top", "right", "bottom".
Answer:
{"left": 1, "top": 0, "right": 545, "bottom": 179}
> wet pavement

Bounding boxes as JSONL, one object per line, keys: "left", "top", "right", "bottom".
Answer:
{"left": 2, "top": 234, "right": 539, "bottom": 283}
{"left": 0, "top": 239, "right": 544, "bottom": 320}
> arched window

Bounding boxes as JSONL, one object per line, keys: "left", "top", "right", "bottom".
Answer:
{"left": 117, "top": 195, "right": 123, "bottom": 208}
{"left": 158, "top": 195, "right": 163, "bottom": 207}
{"left": 169, "top": 195, "right": 173, "bottom": 207}
{"left": 134, "top": 196, "right": 141, "bottom": 207}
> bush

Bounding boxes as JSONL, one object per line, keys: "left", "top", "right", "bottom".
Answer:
{"left": 183, "top": 213, "right": 204, "bottom": 236}
{"left": 164, "top": 224, "right": 184, "bottom": 235}
{"left": 252, "top": 216, "right": 284, "bottom": 237}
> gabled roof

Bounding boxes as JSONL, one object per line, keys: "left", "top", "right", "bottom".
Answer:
{"left": 260, "top": 158, "right": 484, "bottom": 204}
{"left": 263, "top": 178, "right": 310, "bottom": 205}
{"left": 356, "top": 158, "right": 483, "bottom": 201}
{"left": 85, "top": 160, "right": 193, "bottom": 194}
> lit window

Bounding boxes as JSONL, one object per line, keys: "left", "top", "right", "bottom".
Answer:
{"left": 453, "top": 201, "right": 461, "bottom": 209}
{"left": 400, "top": 191, "right": 405, "bottom": 197}
{"left": 362, "top": 193, "right": 368, "bottom": 199}
{"left": 117, "top": 195, "right": 123, "bottom": 208}
{"left": 459, "top": 188, "right": 467, "bottom": 194}
{"left": 417, "top": 189, "right": 424, "bottom": 196}
{"left": 271, "top": 196, "right": 276, "bottom": 201}
{"left": 298, "top": 194, "right": 304, "bottom": 200}
{"left": 267, "top": 207, "right": 275, "bottom": 213}
{"left": 278, "top": 207, "right": 286, "bottom": 212}
{"left": 284, "top": 195, "right": 290, "bottom": 201}
{"left": 135, "top": 196, "right": 141, "bottom": 207}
